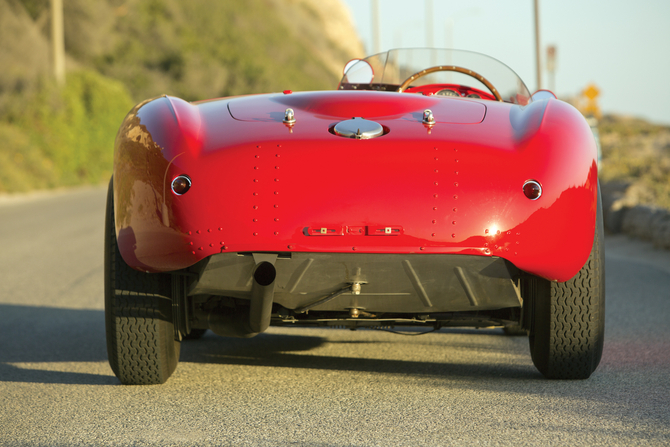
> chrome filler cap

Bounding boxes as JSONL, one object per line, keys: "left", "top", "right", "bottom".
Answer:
{"left": 334, "top": 117, "right": 384, "bottom": 139}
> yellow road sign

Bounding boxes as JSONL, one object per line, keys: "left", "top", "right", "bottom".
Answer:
{"left": 584, "top": 84, "right": 600, "bottom": 100}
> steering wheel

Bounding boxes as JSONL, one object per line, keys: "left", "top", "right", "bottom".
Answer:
{"left": 397, "top": 65, "right": 503, "bottom": 101}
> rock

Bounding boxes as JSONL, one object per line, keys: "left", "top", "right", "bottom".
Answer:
{"left": 601, "top": 180, "right": 632, "bottom": 233}
{"left": 605, "top": 202, "right": 629, "bottom": 234}
{"left": 602, "top": 180, "right": 670, "bottom": 251}
{"left": 600, "top": 180, "right": 670, "bottom": 245}
{"left": 622, "top": 205, "right": 657, "bottom": 240}
{"left": 620, "top": 205, "right": 670, "bottom": 250}
{"left": 651, "top": 210, "right": 670, "bottom": 250}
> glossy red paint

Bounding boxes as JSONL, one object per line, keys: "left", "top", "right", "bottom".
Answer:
{"left": 114, "top": 90, "right": 597, "bottom": 282}
{"left": 228, "top": 91, "right": 485, "bottom": 123}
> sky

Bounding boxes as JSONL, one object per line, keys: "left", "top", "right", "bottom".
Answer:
{"left": 341, "top": 0, "right": 670, "bottom": 125}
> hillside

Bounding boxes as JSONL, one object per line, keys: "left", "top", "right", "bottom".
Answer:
{"left": 0, "top": 0, "right": 364, "bottom": 192}
{"left": 2, "top": 0, "right": 364, "bottom": 101}
{"left": 599, "top": 114, "right": 670, "bottom": 210}
{"left": 2, "top": 0, "right": 668, "bottom": 208}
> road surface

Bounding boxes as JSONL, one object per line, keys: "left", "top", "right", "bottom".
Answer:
{"left": 0, "top": 187, "right": 669, "bottom": 446}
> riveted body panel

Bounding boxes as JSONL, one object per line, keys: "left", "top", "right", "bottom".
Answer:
{"left": 114, "top": 91, "right": 597, "bottom": 283}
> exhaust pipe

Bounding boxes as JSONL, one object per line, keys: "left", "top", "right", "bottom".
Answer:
{"left": 207, "top": 261, "right": 276, "bottom": 338}
{"left": 248, "top": 261, "right": 276, "bottom": 333}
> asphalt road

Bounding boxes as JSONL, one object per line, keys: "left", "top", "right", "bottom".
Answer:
{"left": 1, "top": 187, "right": 669, "bottom": 446}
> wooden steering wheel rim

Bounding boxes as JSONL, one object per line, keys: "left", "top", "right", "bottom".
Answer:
{"left": 397, "top": 65, "right": 503, "bottom": 101}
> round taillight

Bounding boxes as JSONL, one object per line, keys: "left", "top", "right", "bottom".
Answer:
{"left": 171, "top": 175, "right": 191, "bottom": 195}
{"left": 523, "top": 180, "right": 542, "bottom": 200}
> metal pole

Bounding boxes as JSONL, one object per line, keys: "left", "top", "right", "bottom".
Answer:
{"left": 533, "top": 0, "right": 541, "bottom": 91}
{"left": 51, "top": 0, "right": 65, "bottom": 86}
{"left": 372, "top": 0, "right": 381, "bottom": 53}
{"left": 546, "top": 45, "right": 556, "bottom": 93}
{"left": 426, "top": 0, "right": 433, "bottom": 48}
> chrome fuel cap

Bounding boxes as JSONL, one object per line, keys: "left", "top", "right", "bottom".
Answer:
{"left": 334, "top": 117, "right": 384, "bottom": 139}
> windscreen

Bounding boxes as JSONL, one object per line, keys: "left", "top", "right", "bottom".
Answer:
{"left": 340, "top": 48, "right": 531, "bottom": 105}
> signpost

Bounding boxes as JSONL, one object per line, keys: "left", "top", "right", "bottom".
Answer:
{"left": 372, "top": 0, "right": 381, "bottom": 54}
{"left": 51, "top": 0, "right": 65, "bottom": 86}
{"left": 582, "top": 84, "right": 601, "bottom": 118}
{"left": 546, "top": 45, "right": 556, "bottom": 93}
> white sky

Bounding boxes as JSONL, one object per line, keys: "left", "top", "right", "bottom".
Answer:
{"left": 341, "top": 0, "right": 670, "bottom": 125}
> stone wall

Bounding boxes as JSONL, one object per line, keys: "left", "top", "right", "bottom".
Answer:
{"left": 602, "top": 181, "right": 670, "bottom": 250}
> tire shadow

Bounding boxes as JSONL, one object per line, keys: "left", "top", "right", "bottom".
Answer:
{"left": 179, "top": 327, "right": 539, "bottom": 382}
{"left": 0, "top": 303, "right": 539, "bottom": 386}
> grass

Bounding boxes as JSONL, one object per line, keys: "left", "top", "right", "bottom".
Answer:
{"left": 2, "top": 1, "right": 667, "bottom": 203}
{"left": 1, "top": 0, "right": 360, "bottom": 194}
{"left": 0, "top": 70, "right": 133, "bottom": 193}
{"left": 598, "top": 115, "right": 670, "bottom": 210}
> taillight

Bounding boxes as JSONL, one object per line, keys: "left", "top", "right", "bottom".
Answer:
{"left": 523, "top": 180, "right": 542, "bottom": 200}
{"left": 171, "top": 175, "right": 191, "bottom": 195}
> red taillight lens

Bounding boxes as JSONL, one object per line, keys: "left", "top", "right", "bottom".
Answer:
{"left": 523, "top": 180, "right": 542, "bottom": 200}
{"left": 171, "top": 175, "right": 191, "bottom": 195}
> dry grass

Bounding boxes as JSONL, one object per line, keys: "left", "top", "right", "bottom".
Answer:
{"left": 0, "top": 0, "right": 364, "bottom": 193}
{"left": 598, "top": 115, "right": 670, "bottom": 210}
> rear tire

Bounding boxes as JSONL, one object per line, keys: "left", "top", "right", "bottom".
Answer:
{"left": 528, "top": 190, "right": 605, "bottom": 380}
{"left": 104, "top": 178, "right": 180, "bottom": 385}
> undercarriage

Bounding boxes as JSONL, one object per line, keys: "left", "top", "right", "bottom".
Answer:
{"left": 175, "top": 251, "right": 524, "bottom": 339}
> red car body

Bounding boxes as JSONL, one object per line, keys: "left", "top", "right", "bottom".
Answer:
{"left": 106, "top": 49, "right": 604, "bottom": 384}
{"left": 114, "top": 90, "right": 597, "bottom": 282}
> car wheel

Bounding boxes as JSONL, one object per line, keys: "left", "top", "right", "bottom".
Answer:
{"left": 528, "top": 190, "right": 605, "bottom": 380}
{"left": 104, "top": 179, "right": 180, "bottom": 385}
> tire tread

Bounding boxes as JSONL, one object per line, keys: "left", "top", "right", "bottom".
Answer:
{"left": 105, "top": 179, "right": 179, "bottom": 385}
{"left": 529, "top": 189, "right": 605, "bottom": 380}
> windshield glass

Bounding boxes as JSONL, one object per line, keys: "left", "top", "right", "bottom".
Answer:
{"left": 340, "top": 48, "right": 531, "bottom": 105}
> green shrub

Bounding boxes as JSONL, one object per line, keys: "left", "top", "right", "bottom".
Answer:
{"left": 0, "top": 70, "right": 133, "bottom": 192}
{"left": 0, "top": 122, "right": 55, "bottom": 192}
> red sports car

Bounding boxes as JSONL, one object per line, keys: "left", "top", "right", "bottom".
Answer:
{"left": 105, "top": 48, "right": 604, "bottom": 384}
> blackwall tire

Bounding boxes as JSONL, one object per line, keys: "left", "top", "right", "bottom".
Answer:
{"left": 104, "top": 178, "right": 180, "bottom": 385}
{"left": 528, "top": 190, "right": 605, "bottom": 380}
